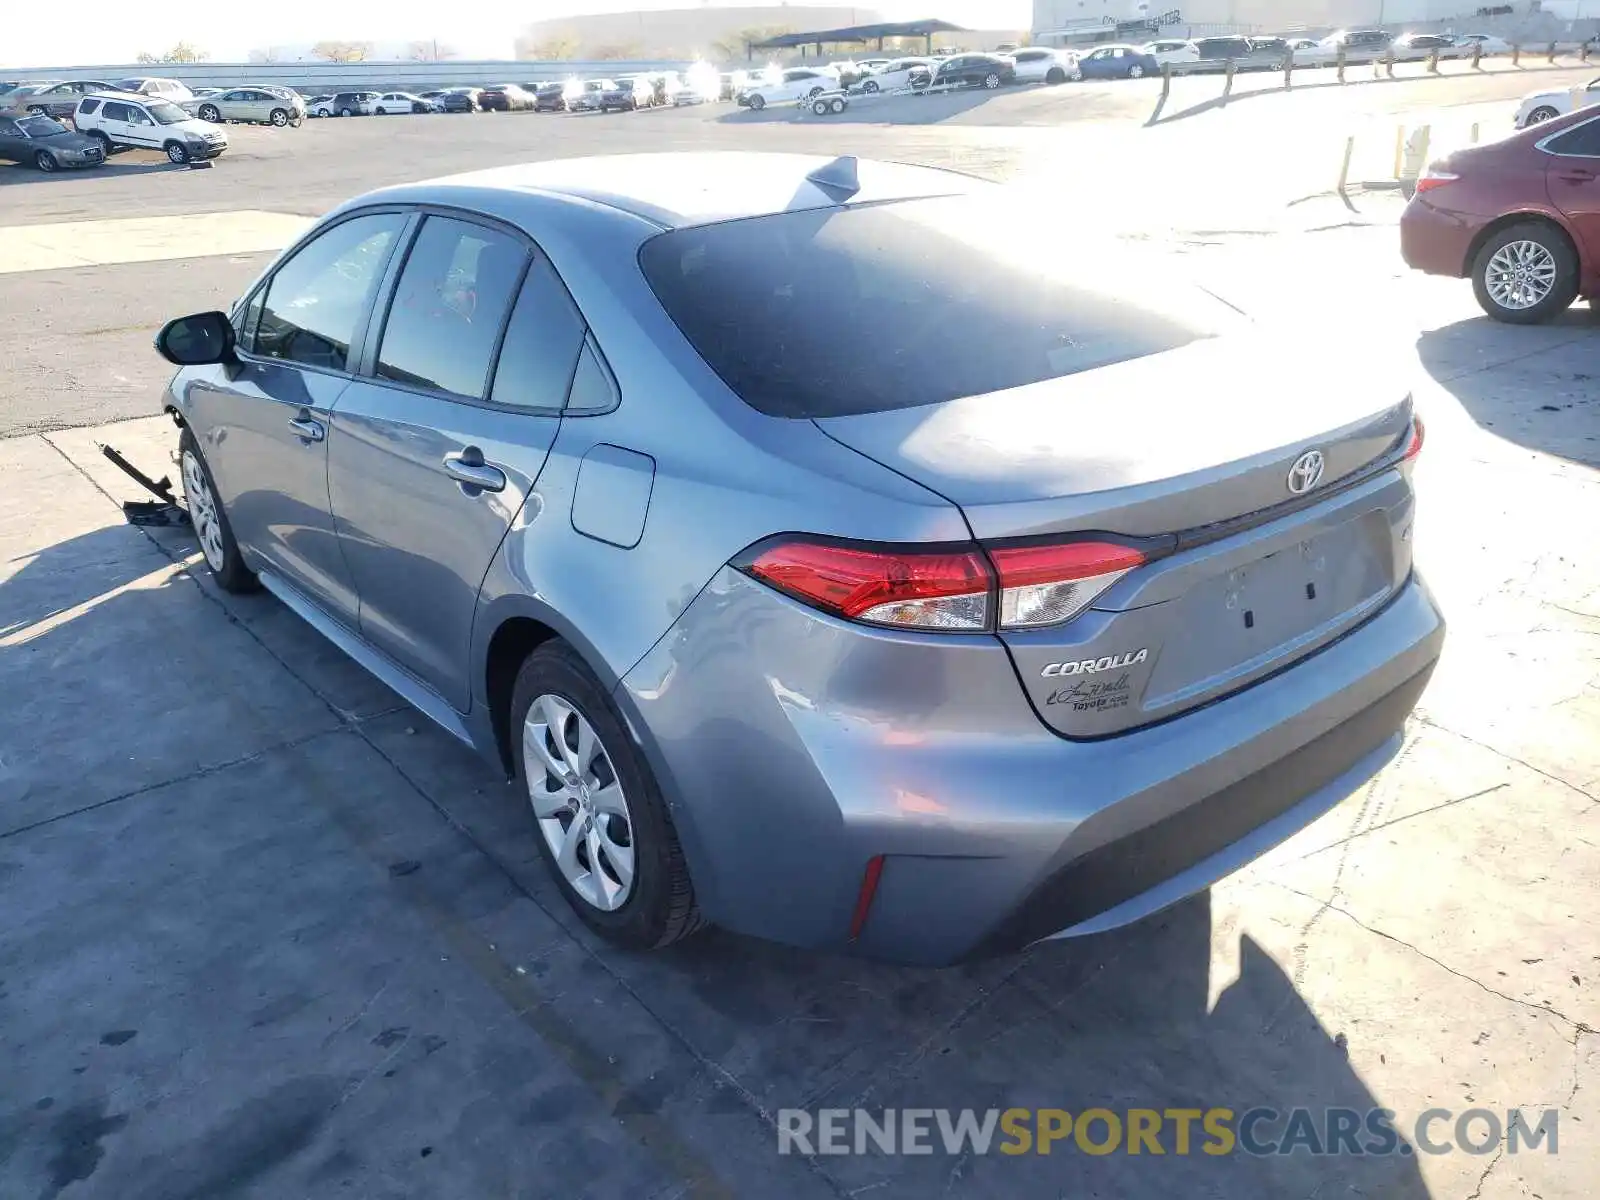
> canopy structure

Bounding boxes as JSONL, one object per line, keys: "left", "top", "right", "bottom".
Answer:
{"left": 746, "top": 19, "right": 968, "bottom": 58}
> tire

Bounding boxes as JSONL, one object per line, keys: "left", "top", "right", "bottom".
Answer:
{"left": 813, "top": 99, "right": 829, "bottom": 115}
{"left": 807, "top": 86, "right": 825, "bottom": 99}
{"left": 34, "top": 150, "right": 58, "bottom": 172}
{"left": 862, "top": 79, "right": 880, "bottom": 93}
{"left": 179, "top": 429, "right": 259, "bottom": 593}
{"left": 1526, "top": 105, "right": 1560, "bottom": 125}
{"left": 339, "top": 107, "right": 353, "bottom": 117}
{"left": 269, "top": 108, "right": 289, "bottom": 126}
{"left": 1069, "top": 66, "right": 1084, "bottom": 82}
{"left": 1046, "top": 67, "right": 1066, "bottom": 84}
{"left": 1129, "top": 64, "right": 1146, "bottom": 79}
{"left": 830, "top": 97, "right": 846, "bottom": 113}
{"left": 198, "top": 104, "right": 220, "bottom": 122}
{"left": 164, "top": 141, "right": 190, "bottom": 164}
{"left": 984, "top": 72, "right": 1001, "bottom": 89}
{"left": 748, "top": 93, "right": 765, "bottom": 110}
{"left": 1470, "top": 222, "right": 1580, "bottom": 325}
{"left": 87, "top": 129, "right": 113, "bottom": 155}
{"left": 26, "top": 105, "right": 46, "bottom": 116}
{"left": 511, "top": 641, "right": 703, "bottom": 950}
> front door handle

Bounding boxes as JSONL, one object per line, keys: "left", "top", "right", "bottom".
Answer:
{"left": 287, "top": 415, "right": 324, "bottom": 442}
{"left": 442, "top": 450, "right": 506, "bottom": 493}
{"left": 1557, "top": 170, "right": 1597, "bottom": 183}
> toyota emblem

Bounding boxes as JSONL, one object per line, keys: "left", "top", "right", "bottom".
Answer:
{"left": 1286, "top": 450, "right": 1325, "bottom": 495}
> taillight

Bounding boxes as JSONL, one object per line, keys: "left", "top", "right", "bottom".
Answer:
{"left": 1402, "top": 415, "right": 1425, "bottom": 460}
{"left": 739, "top": 536, "right": 1148, "bottom": 632}
{"left": 989, "top": 541, "right": 1146, "bottom": 629}
{"left": 1414, "top": 170, "right": 1458, "bottom": 194}
{"left": 743, "top": 539, "right": 991, "bottom": 630}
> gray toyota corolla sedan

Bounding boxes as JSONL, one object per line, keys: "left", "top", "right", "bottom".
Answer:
{"left": 155, "top": 152, "right": 1443, "bottom": 965}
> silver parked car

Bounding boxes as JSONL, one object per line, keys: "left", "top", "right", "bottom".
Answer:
{"left": 194, "top": 87, "right": 304, "bottom": 126}
{"left": 154, "top": 153, "right": 1443, "bottom": 965}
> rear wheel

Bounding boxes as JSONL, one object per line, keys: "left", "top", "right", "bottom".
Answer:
{"left": 984, "top": 72, "right": 1002, "bottom": 89}
{"left": 1069, "top": 65, "right": 1084, "bottom": 81}
{"left": 269, "top": 107, "right": 289, "bottom": 126}
{"left": 511, "top": 641, "right": 703, "bottom": 950}
{"left": 179, "top": 429, "right": 259, "bottom": 593}
{"left": 87, "top": 129, "right": 113, "bottom": 155}
{"left": 813, "top": 98, "right": 830, "bottom": 115}
{"left": 339, "top": 106, "right": 353, "bottom": 117}
{"left": 164, "top": 141, "right": 189, "bottom": 164}
{"left": 1471, "top": 222, "right": 1579, "bottom": 324}
{"left": 862, "top": 79, "right": 880, "bottom": 93}
{"left": 198, "top": 103, "right": 220, "bottom": 122}
{"left": 1129, "top": 63, "right": 1146, "bottom": 78}
{"left": 1046, "top": 66, "right": 1066, "bottom": 84}
{"left": 1525, "top": 105, "right": 1561, "bottom": 124}
{"left": 34, "top": 150, "right": 58, "bottom": 172}
{"left": 830, "top": 97, "right": 846, "bottom": 113}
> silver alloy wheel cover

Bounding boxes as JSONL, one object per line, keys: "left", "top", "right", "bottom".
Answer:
{"left": 523, "top": 693, "right": 636, "bottom": 912}
{"left": 1484, "top": 239, "right": 1558, "bottom": 310}
{"left": 181, "top": 449, "right": 227, "bottom": 572}
{"left": 1528, "top": 106, "right": 1557, "bottom": 123}
{"left": 166, "top": 143, "right": 186, "bottom": 162}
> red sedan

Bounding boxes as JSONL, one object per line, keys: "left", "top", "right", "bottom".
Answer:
{"left": 1400, "top": 105, "right": 1600, "bottom": 323}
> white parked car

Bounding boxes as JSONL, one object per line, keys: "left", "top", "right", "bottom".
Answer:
{"left": 1458, "top": 33, "right": 1513, "bottom": 56}
{"left": 1008, "top": 47, "right": 1074, "bottom": 84}
{"left": 372, "top": 92, "right": 429, "bottom": 115}
{"left": 116, "top": 76, "right": 193, "bottom": 102}
{"left": 1144, "top": 39, "right": 1199, "bottom": 67}
{"left": 1515, "top": 76, "right": 1600, "bottom": 126}
{"left": 855, "top": 58, "right": 934, "bottom": 93}
{"left": 73, "top": 91, "right": 227, "bottom": 163}
{"left": 739, "top": 68, "right": 833, "bottom": 110}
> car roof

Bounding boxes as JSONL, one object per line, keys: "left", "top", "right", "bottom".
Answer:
{"left": 361, "top": 152, "right": 989, "bottom": 232}
{"left": 82, "top": 90, "right": 162, "bottom": 104}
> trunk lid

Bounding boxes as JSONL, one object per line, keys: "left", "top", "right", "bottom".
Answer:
{"left": 815, "top": 335, "right": 1417, "bottom": 737}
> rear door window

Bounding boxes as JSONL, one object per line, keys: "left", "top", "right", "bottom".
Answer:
{"left": 1546, "top": 118, "right": 1600, "bottom": 156}
{"left": 376, "top": 216, "right": 528, "bottom": 399}
{"left": 488, "top": 255, "right": 587, "bottom": 412}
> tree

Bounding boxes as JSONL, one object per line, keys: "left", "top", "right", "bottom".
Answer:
{"left": 525, "top": 34, "right": 579, "bottom": 61}
{"left": 311, "top": 40, "right": 371, "bottom": 63}
{"left": 248, "top": 47, "right": 282, "bottom": 63}
{"left": 408, "top": 38, "right": 457, "bottom": 61}
{"left": 710, "top": 25, "right": 795, "bottom": 62}
{"left": 135, "top": 42, "right": 208, "bottom": 64}
{"left": 589, "top": 42, "right": 642, "bottom": 61}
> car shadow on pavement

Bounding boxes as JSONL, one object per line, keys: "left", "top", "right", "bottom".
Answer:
{"left": 0, "top": 512, "right": 1436, "bottom": 1197}
{"left": 0, "top": 161, "right": 177, "bottom": 186}
{"left": 1416, "top": 309, "right": 1600, "bottom": 469}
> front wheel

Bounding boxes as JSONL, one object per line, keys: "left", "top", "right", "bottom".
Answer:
{"left": 164, "top": 141, "right": 190, "bottom": 164}
{"left": 1069, "top": 66, "right": 1085, "bottom": 82}
{"left": 862, "top": 79, "right": 880, "bottom": 93}
{"left": 269, "top": 107, "right": 289, "bottom": 126}
{"left": 180, "top": 430, "right": 259, "bottom": 593}
{"left": 813, "top": 98, "right": 830, "bottom": 115}
{"left": 198, "top": 104, "right": 220, "bottom": 122}
{"left": 1525, "top": 105, "right": 1560, "bottom": 125}
{"left": 1046, "top": 67, "right": 1066, "bottom": 84}
{"left": 34, "top": 150, "right": 58, "bottom": 172}
{"left": 748, "top": 93, "right": 765, "bottom": 110}
{"left": 512, "top": 642, "right": 703, "bottom": 950}
{"left": 984, "top": 72, "right": 1002, "bottom": 89}
{"left": 1471, "top": 223, "right": 1579, "bottom": 325}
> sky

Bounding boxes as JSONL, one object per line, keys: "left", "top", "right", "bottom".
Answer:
{"left": 5, "top": 0, "right": 1034, "bottom": 69}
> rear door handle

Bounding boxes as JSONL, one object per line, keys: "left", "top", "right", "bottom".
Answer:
{"left": 287, "top": 415, "right": 325, "bottom": 442}
{"left": 442, "top": 451, "right": 506, "bottom": 493}
{"left": 1557, "top": 169, "right": 1598, "bottom": 183}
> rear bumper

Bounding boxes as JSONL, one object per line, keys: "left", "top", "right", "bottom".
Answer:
{"left": 1400, "top": 196, "right": 1476, "bottom": 278}
{"left": 618, "top": 569, "right": 1445, "bottom": 966}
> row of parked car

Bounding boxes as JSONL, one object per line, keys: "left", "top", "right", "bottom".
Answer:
{"left": 1138, "top": 28, "right": 1517, "bottom": 72}
{"left": 0, "top": 82, "right": 231, "bottom": 170}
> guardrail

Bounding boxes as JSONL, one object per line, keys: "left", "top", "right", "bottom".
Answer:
{"left": 1147, "top": 40, "right": 1598, "bottom": 125}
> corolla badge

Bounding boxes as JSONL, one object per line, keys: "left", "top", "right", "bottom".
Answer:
{"left": 1286, "top": 450, "right": 1326, "bottom": 495}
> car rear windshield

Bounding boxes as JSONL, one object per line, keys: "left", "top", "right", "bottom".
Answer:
{"left": 638, "top": 195, "right": 1231, "bottom": 418}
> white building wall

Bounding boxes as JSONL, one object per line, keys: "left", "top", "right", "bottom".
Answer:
{"left": 1033, "top": 0, "right": 1506, "bottom": 38}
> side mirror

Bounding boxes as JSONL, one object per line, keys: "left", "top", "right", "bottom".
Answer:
{"left": 155, "top": 311, "right": 235, "bottom": 366}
